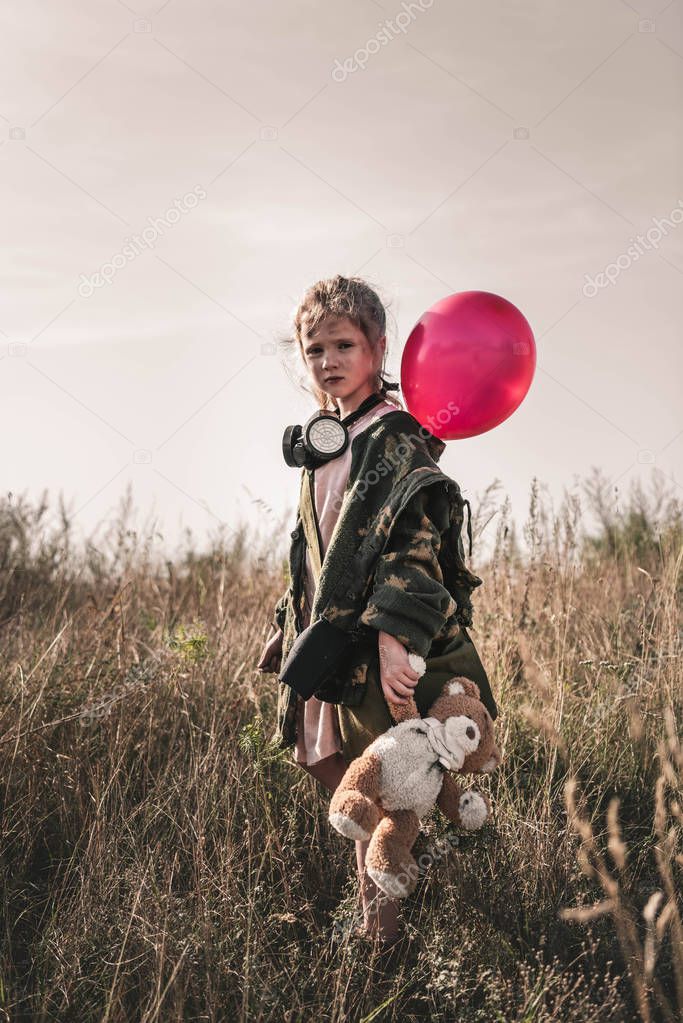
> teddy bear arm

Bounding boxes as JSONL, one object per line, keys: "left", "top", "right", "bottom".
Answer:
{"left": 436, "top": 772, "right": 491, "bottom": 831}
{"left": 338, "top": 750, "right": 383, "bottom": 801}
{"left": 387, "top": 694, "right": 420, "bottom": 725}
{"left": 435, "top": 771, "right": 465, "bottom": 822}
{"left": 328, "top": 752, "right": 384, "bottom": 843}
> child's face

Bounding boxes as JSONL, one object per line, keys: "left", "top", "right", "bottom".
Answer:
{"left": 302, "top": 316, "right": 385, "bottom": 403}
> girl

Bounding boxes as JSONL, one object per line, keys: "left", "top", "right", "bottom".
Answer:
{"left": 257, "top": 275, "right": 496, "bottom": 950}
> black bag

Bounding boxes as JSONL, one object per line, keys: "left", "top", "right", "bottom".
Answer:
{"left": 278, "top": 616, "right": 355, "bottom": 700}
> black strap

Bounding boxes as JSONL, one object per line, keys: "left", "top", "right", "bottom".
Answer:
{"left": 463, "top": 498, "right": 473, "bottom": 558}
{"left": 335, "top": 391, "right": 386, "bottom": 428}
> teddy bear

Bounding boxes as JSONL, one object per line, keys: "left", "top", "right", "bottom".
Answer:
{"left": 328, "top": 669, "right": 501, "bottom": 899}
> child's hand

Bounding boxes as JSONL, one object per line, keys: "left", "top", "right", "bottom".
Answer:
{"left": 257, "top": 627, "right": 284, "bottom": 673}
{"left": 378, "top": 630, "right": 420, "bottom": 705}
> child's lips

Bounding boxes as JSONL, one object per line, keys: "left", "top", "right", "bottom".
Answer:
{"left": 325, "top": 376, "right": 344, "bottom": 383}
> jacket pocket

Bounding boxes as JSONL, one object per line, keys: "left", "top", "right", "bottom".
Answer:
{"left": 413, "top": 625, "right": 497, "bottom": 721}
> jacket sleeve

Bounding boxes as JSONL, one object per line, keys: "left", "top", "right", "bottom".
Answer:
{"left": 273, "top": 588, "right": 289, "bottom": 631}
{"left": 357, "top": 486, "right": 457, "bottom": 658}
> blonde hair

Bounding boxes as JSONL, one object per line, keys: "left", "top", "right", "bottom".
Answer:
{"left": 279, "top": 275, "right": 404, "bottom": 412}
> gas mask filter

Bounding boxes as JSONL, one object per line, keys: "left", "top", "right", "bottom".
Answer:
{"left": 282, "top": 391, "right": 386, "bottom": 470}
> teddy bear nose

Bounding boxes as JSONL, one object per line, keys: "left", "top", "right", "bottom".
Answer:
{"left": 466, "top": 726, "right": 476, "bottom": 740}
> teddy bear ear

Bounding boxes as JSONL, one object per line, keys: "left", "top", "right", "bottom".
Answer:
{"left": 446, "top": 677, "right": 481, "bottom": 700}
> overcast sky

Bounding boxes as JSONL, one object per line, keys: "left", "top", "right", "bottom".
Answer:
{"left": 1, "top": 0, "right": 681, "bottom": 563}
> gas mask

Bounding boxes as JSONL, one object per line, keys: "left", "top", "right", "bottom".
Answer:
{"left": 282, "top": 391, "right": 387, "bottom": 470}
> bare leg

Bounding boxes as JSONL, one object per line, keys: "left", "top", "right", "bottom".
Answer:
{"left": 299, "top": 753, "right": 402, "bottom": 941}
{"left": 355, "top": 838, "right": 402, "bottom": 941}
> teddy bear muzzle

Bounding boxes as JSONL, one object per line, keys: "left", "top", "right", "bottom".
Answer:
{"left": 443, "top": 715, "right": 481, "bottom": 758}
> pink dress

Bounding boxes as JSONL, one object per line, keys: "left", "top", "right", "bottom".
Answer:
{"left": 293, "top": 398, "right": 397, "bottom": 766}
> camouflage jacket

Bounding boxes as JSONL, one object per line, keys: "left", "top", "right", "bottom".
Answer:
{"left": 269, "top": 409, "right": 489, "bottom": 750}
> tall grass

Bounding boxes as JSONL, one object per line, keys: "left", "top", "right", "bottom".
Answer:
{"left": 0, "top": 469, "right": 680, "bottom": 1022}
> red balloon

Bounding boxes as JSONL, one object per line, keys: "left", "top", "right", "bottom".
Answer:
{"left": 401, "top": 290, "right": 536, "bottom": 440}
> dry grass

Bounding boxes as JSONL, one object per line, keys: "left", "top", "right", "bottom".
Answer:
{"left": 0, "top": 468, "right": 681, "bottom": 1022}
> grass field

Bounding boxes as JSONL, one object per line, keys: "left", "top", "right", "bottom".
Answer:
{"left": 0, "top": 468, "right": 681, "bottom": 1022}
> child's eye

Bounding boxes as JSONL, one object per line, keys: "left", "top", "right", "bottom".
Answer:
{"left": 306, "top": 342, "right": 352, "bottom": 355}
